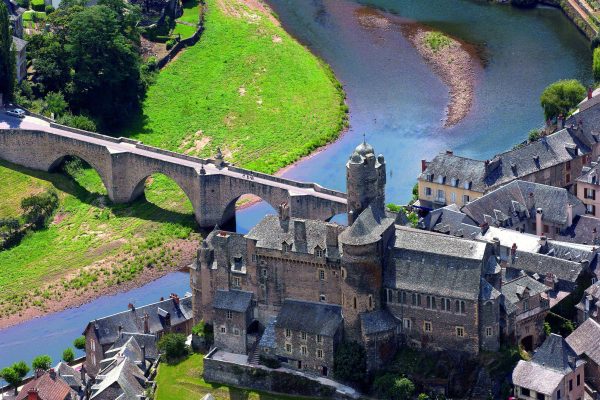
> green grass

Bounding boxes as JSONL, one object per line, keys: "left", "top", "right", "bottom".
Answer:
{"left": 424, "top": 31, "right": 452, "bottom": 52}
{"left": 0, "top": 160, "right": 197, "bottom": 318}
{"left": 155, "top": 354, "right": 309, "bottom": 400}
{"left": 122, "top": 0, "right": 347, "bottom": 174}
{"left": 177, "top": 0, "right": 200, "bottom": 25}
{"left": 172, "top": 22, "right": 196, "bottom": 39}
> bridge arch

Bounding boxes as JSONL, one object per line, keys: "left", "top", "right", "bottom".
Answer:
{"left": 47, "top": 153, "right": 113, "bottom": 197}
{"left": 220, "top": 193, "right": 281, "bottom": 232}
{"left": 125, "top": 170, "right": 198, "bottom": 213}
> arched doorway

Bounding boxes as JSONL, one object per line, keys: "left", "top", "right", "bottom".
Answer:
{"left": 521, "top": 335, "right": 534, "bottom": 352}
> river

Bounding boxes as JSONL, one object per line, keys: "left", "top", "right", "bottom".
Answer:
{"left": 0, "top": 0, "right": 593, "bottom": 373}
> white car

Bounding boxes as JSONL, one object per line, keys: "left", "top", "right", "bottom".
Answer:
{"left": 6, "top": 108, "right": 26, "bottom": 118}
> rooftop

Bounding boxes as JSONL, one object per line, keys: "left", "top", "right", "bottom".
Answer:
{"left": 566, "top": 318, "right": 600, "bottom": 365}
{"left": 213, "top": 289, "right": 253, "bottom": 313}
{"left": 276, "top": 299, "right": 342, "bottom": 337}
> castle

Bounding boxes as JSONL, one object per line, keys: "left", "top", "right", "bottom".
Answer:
{"left": 190, "top": 141, "right": 505, "bottom": 376}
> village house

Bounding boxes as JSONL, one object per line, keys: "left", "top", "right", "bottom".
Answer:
{"left": 576, "top": 159, "right": 600, "bottom": 218}
{"left": 512, "top": 334, "right": 586, "bottom": 400}
{"left": 83, "top": 293, "right": 192, "bottom": 376}
{"left": 12, "top": 36, "right": 27, "bottom": 83}
{"left": 15, "top": 368, "right": 78, "bottom": 400}
{"left": 575, "top": 281, "right": 600, "bottom": 324}
{"left": 566, "top": 318, "right": 600, "bottom": 393}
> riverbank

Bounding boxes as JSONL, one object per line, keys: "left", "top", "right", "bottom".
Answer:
{"left": 404, "top": 26, "right": 481, "bottom": 127}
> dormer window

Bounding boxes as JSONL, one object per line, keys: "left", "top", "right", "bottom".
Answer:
{"left": 282, "top": 242, "right": 290, "bottom": 253}
{"left": 463, "top": 181, "right": 471, "bottom": 190}
{"left": 426, "top": 174, "right": 433, "bottom": 182}
{"left": 315, "top": 247, "right": 324, "bottom": 257}
{"left": 451, "top": 178, "right": 458, "bottom": 187}
{"left": 437, "top": 175, "right": 445, "bottom": 184}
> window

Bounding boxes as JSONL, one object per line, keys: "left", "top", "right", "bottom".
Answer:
{"left": 566, "top": 161, "right": 571, "bottom": 171}
{"left": 91, "top": 353, "right": 96, "bottom": 366}
{"left": 386, "top": 289, "right": 393, "bottom": 303}
{"left": 423, "top": 321, "right": 432, "bottom": 333}
{"left": 450, "top": 192, "right": 456, "bottom": 203}
{"left": 425, "top": 187, "right": 432, "bottom": 197}
{"left": 436, "top": 189, "right": 445, "bottom": 200}
{"left": 233, "top": 328, "right": 240, "bottom": 336}
{"left": 316, "top": 248, "right": 323, "bottom": 257}
{"left": 285, "top": 343, "right": 292, "bottom": 353}
{"left": 521, "top": 388, "right": 530, "bottom": 397}
{"left": 566, "top": 173, "right": 571, "bottom": 183}
{"left": 319, "top": 269, "right": 325, "bottom": 281}
{"left": 353, "top": 297, "right": 357, "bottom": 309}
{"left": 451, "top": 178, "right": 458, "bottom": 187}
{"left": 301, "top": 345, "right": 307, "bottom": 356}
{"left": 523, "top": 298, "right": 530, "bottom": 312}
{"left": 282, "top": 242, "right": 289, "bottom": 253}
{"left": 585, "top": 188, "right": 596, "bottom": 200}
{"left": 426, "top": 295, "right": 436, "bottom": 310}
{"left": 226, "top": 310, "right": 233, "bottom": 319}
{"left": 569, "top": 379, "right": 573, "bottom": 391}
{"left": 401, "top": 291, "right": 407, "bottom": 304}
{"left": 463, "top": 194, "right": 470, "bottom": 204}
{"left": 341, "top": 268, "right": 347, "bottom": 279}
{"left": 441, "top": 298, "right": 451, "bottom": 312}
{"left": 220, "top": 326, "right": 226, "bottom": 334}
{"left": 486, "top": 326, "right": 493, "bottom": 337}
{"left": 316, "top": 335, "right": 322, "bottom": 344}
{"left": 301, "top": 331, "right": 307, "bottom": 340}
{"left": 261, "top": 268, "right": 268, "bottom": 278}
{"left": 285, "top": 328, "right": 291, "bottom": 338}
{"left": 317, "top": 349, "right": 323, "bottom": 359}
{"left": 232, "top": 276, "right": 241, "bottom": 288}
{"left": 456, "top": 326, "right": 465, "bottom": 337}
{"left": 577, "top": 374, "right": 581, "bottom": 386}
{"left": 368, "top": 294, "right": 373, "bottom": 310}
{"left": 456, "top": 300, "right": 465, "bottom": 314}
{"left": 437, "top": 175, "right": 445, "bottom": 184}
{"left": 536, "top": 393, "right": 544, "bottom": 400}
{"left": 403, "top": 318, "right": 411, "bottom": 330}
{"left": 251, "top": 253, "right": 257, "bottom": 262}
{"left": 557, "top": 389, "right": 561, "bottom": 399}
{"left": 426, "top": 174, "right": 433, "bottom": 182}
{"left": 587, "top": 204, "right": 596, "bottom": 215}
{"left": 319, "top": 294, "right": 326, "bottom": 303}
{"left": 91, "top": 340, "right": 95, "bottom": 351}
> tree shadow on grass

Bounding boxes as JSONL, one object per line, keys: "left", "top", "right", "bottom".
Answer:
{"left": 0, "top": 159, "right": 198, "bottom": 230}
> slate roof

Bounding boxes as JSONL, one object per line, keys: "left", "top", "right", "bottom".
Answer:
{"left": 55, "top": 362, "right": 83, "bottom": 390}
{"left": 258, "top": 317, "right": 277, "bottom": 350}
{"left": 419, "top": 152, "right": 487, "bottom": 192}
{"left": 480, "top": 278, "right": 501, "bottom": 301}
{"left": 576, "top": 160, "right": 600, "bottom": 184}
{"left": 420, "top": 204, "right": 480, "bottom": 238}
{"left": 386, "top": 228, "right": 487, "bottom": 300}
{"left": 501, "top": 275, "right": 549, "bottom": 315}
{"left": 110, "top": 333, "right": 159, "bottom": 360}
{"left": 84, "top": 294, "right": 192, "bottom": 345}
{"left": 90, "top": 357, "right": 146, "bottom": 400}
{"left": 575, "top": 281, "right": 600, "bottom": 318}
{"left": 338, "top": 204, "right": 395, "bottom": 246}
{"left": 276, "top": 299, "right": 342, "bottom": 337}
{"left": 462, "top": 180, "right": 584, "bottom": 227}
{"left": 531, "top": 333, "right": 582, "bottom": 373}
{"left": 558, "top": 215, "right": 600, "bottom": 246}
{"left": 246, "top": 215, "right": 343, "bottom": 258}
{"left": 102, "top": 337, "right": 147, "bottom": 371}
{"left": 16, "top": 371, "right": 76, "bottom": 400}
{"left": 360, "top": 309, "right": 399, "bottom": 336}
{"left": 509, "top": 250, "right": 584, "bottom": 283}
{"left": 566, "top": 318, "right": 600, "bottom": 365}
{"left": 205, "top": 229, "right": 248, "bottom": 270}
{"left": 213, "top": 290, "right": 253, "bottom": 313}
{"left": 512, "top": 360, "right": 565, "bottom": 395}
{"left": 12, "top": 36, "right": 26, "bottom": 52}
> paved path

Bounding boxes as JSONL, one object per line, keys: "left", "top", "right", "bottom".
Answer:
{"left": 0, "top": 112, "right": 347, "bottom": 206}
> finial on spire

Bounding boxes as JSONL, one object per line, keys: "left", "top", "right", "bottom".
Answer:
{"left": 363, "top": 132, "right": 366, "bottom": 144}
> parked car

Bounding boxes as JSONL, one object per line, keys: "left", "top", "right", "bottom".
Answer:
{"left": 5, "top": 108, "right": 26, "bottom": 118}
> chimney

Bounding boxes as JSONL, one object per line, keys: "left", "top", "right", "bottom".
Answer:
{"left": 539, "top": 235, "right": 548, "bottom": 251}
{"left": 544, "top": 272, "right": 555, "bottom": 290}
{"left": 294, "top": 220, "right": 306, "bottom": 245}
{"left": 567, "top": 203, "right": 573, "bottom": 227}
{"left": 143, "top": 312, "right": 150, "bottom": 334}
{"left": 48, "top": 368, "right": 56, "bottom": 380}
{"left": 421, "top": 159, "right": 427, "bottom": 173}
{"left": 492, "top": 237, "right": 501, "bottom": 257}
{"left": 585, "top": 295, "right": 591, "bottom": 312}
{"left": 118, "top": 325, "right": 123, "bottom": 338}
{"left": 511, "top": 243, "right": 518, "bottom": 264}
{"left": 536, "top": 208, "right": 543, "bottom": 237}
{"left": 27, "top": 388, "right": 40, "bottom": 400}
{"left": 446, "top": 150, "right": 453, "bottom": 155}
{"left": 80, "top": 365, "right": 87, "bottom": 385}
{"left": 141, "top": 345, "right": 146, "bottom": 371}
{"left": 278, "top": 202, "right": 290, "bottom": 231}
{"left": 558, "top": 114, "right": 565, "bottom": 129}
{"left": 128, "top": 303, "right": 135, "bottom": 312}
{"left": 326, "top": 223, "right": 339, "bottom": 248}
{"left": 588, "top": 87, "right": 593, "bottom": 100}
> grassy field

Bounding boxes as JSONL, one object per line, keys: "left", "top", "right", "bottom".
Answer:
{"left": 0, "top": 160, "right": 197, "bottom": 318}
{"left": 122, "top": 0, "right": 347, "bottom": 174}
{"left": 0, "top": 0, "right": 346, "bottom": 320}
{"left": 155, "top": 354, "right": 309, "bottom": 400}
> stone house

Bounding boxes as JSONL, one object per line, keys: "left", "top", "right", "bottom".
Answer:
{"left": 566, "top": 318, "right": 600, "bottom": 392}
{"left": 512, "top": 334, "right": 586, "bottom": 400}
{"left": 83, "top": 293, "right": 192, "bottom": 376}
{"left": 12, "top": 36, "right": 26, "bottom": 83}
{"left": 575, "top": 281, "right": 600, "bottom": 324}
{"left": 15, "top": 369, "right": 77, "bottom": 400}
{"left": 266, "top": 299, "right": 343, "bottom": 377}
{"left": 576, "top": 159, "right": 600, "bottom": 218}
{"left": 89, "top": 356, "right": 147, "bottom": 400}
{"left": 417, "top": 98, "right": 600, "bottom": 210}
{"left": 212, "top": 289, "right": 254, "bottom": 355}
{"left": 501, "top": 273, "right": 550, "bottom": 351}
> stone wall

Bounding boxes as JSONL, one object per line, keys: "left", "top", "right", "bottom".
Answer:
{"left": 203, "top": 351, "right": 352, "bottom": 399}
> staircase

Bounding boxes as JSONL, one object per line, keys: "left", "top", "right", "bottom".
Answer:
{"left": 247, "top": 335, "right": 261, "bottom": 365}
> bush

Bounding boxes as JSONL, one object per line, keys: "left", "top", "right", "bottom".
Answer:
{"left": 594, "top": 48, "right": 600, "bottom": 82}
{"left": 259, "top": 355, "right": 281, "bottom": 369}
{"left": 45, "top": 4, "right": 54, "bottom": 13}
{"left": 73, "top": 336, "right": 86, "bottom": 350}
{"left": 21, "top": 190, "right": 59, "bottom": 228}
{"left": 16, "top": 0, "right": 29, "bottom": 8}
{"left": 540, "top": 79, "right": 586, "bottom": 120}
{"left": 191, "top": 320, "right": 213, "bottom": 342}
{"left": 373, "top": 374, "right": 415, "bottom": 400}
{"left": 333, "top": 341, "right": 367, "bottom": 384}
{"left": 62, "top": 348, "right": 75, "bottom": 363}
{"left": 30, "top": 0, "right": 45, "bottom": 12}
{"left": 592, "top": 33, "right": 600, "bottom": 50}
{"left": 56, "top": 113, "right": 97, "bottom": 132}
{"left": 424, "top": 31, "right": 451, "bottom": 52}
{"left": 32, "top": 355, "right": 52, "bottom": 371}
{"left": 528, "top": 128, "right": 542, "bottom": 142}
{"left": 166, "top": 39, "right": 176, "bottom": 50}
{"left": 157, "top": 333, "right": 188, "bottom": 361}
{"left": 44, "top": 91, "right": 68, "bottom": 117}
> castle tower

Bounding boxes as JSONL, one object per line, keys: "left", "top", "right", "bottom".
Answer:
{"left": 346, "top": 139, "right": 386, "bottom": 225}
{"left": 340, "top": 140, "right": 394, "bottom": 342}
{"left": 190, "top": 240, "right": 215, "bottom": 324}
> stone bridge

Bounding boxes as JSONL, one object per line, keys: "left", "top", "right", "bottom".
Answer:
{"left": 0, "top": 123, "right": 347, "bottom": 228}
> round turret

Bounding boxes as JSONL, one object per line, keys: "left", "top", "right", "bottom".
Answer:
{"left": 354, "top": 141, "right": 374, "bottom": 157}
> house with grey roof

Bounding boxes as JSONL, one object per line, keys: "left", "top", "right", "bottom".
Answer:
{"left": 512, "top": 334, "right": 585, "bottom": 400}
{"left": 89, "top": 356, "right": 147, "bottom": 400}
{"left": 566, "top": 318, "right": 600, "bottom": 392}
{"left": 575, "top": 281, "right": 600, "bottom": 324}
{"left": 83, "top": 293, "right": 192, "bottom": 376}
{"left": 212, "top": 289, "right": 254, "bottom": 355}
{"left": 12, "top": 36, "right": 26, "bottom": 83}
{"left": 575, "top": 158, "right": 600, "bottom": 219}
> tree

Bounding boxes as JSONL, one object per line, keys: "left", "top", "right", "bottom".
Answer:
{"left": 540, "top": 79, "right": 586, "bottom": 120}
{"left": 333, "top": 341, "right": 367, "bottom": 384}
{"left": 373, "top": 374, "right": 415, "bottom": 400}
{"left": 62, "top": 347, "right": 75, "bottom": 362}
{"left": 0, "top": 1, "right": 16, "bottom": 103}
{"left": 157, "top": 333, "right": 188, "bottom": 361}
{"left": 21, "top": 190, "right": 59, "bottom": 227}
{"left": 0, "top": 367, "right": 21, "bottom": 395}
{"left": 32, "top": 355, "right": 52, "bottom": 371}
{"left": 44, "top": 91, "right": 68, "bottom": 117}
{"left": 528, "top": 128, "right": 542, "bottom": 142}
{"left": 73, "top": 336, "right": 86, "bottom": 350}
{"left": 594, "top": 48, "right": 600, "bottom": 82}
{"left": 12, "top": 361, "right": 29, "bottom": 379}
